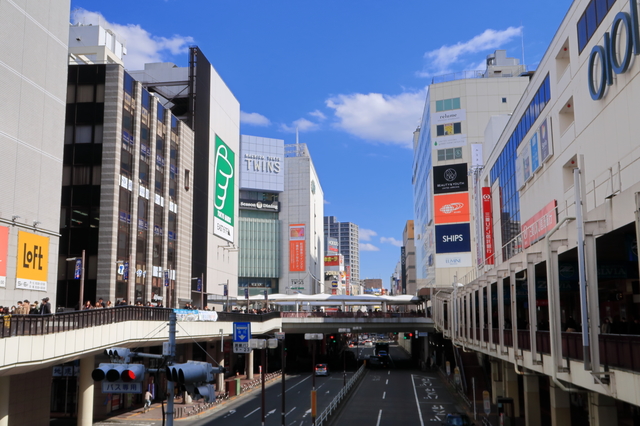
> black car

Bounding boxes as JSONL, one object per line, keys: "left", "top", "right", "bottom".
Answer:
{"left": 442, "top": 413, "right": 474, "bottom": 426}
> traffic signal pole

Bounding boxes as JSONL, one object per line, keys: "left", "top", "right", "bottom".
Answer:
{"left": 166, "top": 311, "right": 176, "bottom": 426}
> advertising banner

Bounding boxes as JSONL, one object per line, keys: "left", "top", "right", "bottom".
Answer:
{"left": 482, "top": 187, "right": 495, "bottom": 265}
{"left": 16, "top": 231, "right": 49, "bottom": 291}
{"left": 433, "top": 163, "right": 468, "bottom": 194}
{"left": 432, "top": 134, "right": 467, "bottom": 150}
{"left": 0, "top": 226, "right": 7, "bottom": 287}
{"left": 522, "top": 200, "right": 557, "bottom": 248}
{"left": 434, "top": 193, "right": 470, "bottom": 224}
{"left": 431, "top": 109, "right": 466, "bottom": 125}
{"left": 435, "top": 223, "right": 471, "bottom": 254}
{"left": 324, "top": 255, "right": 344, "bottom": 272}
{"left": 213, "top": 135, "right": 235, "bottom": 243}
{"left": 326, "top": 237, "right": 339, "bottom": 254}
{"left": 539, "top": 118, "right": 553, "bottom": 163}
{"left": 239, "top": 135, "right": 285, "bottom": 192}
{"left": 289, "top": 224, "right": 306, "bottom": 272}
{"left": 436, "top": 253, "right": 473, "bottom": 268}
{"left": 238, "top": 199, "right": 280, "bottom": 212}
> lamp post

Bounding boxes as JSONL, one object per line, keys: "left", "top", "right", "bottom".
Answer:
{"left": 66, "top": 250, "right": 85, "bottom": 310}
{"left": 249, "top": 338, "right": 278, "bottom": 426}
{"left": 219, "top": 280, "right": 230, "bottom": 312}
{"left": 275, "top": 332, "right": 286, "bottom": 426}
{"left": 304, "top": 333, "right": 323, "bottom": 426}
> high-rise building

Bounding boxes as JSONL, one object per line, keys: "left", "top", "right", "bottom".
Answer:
{"left": 0, "top": 1, "right": 70, "bottom": 309}
{"left": 402, "top": 220, "right": 416, "bottom": 295}
{"left": 323, "top": 216, "right": 360, "bottom": 289}
{"left": 279, "top": 144, "right": 324, "bottom": 294}
{"left": 237, "top": 135, "right": 284, "bottom": 296}
{"left": 58, "top": 25, "right": 239, "bottom": 309}
{"left": 412, "top": 50, "right": 529, "bottom": 290}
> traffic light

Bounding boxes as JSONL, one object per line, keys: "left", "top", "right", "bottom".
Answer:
{"left": 92, "top": 363, "right": 145, "bottom": 382}
{"left": 166, "top": 361, "right": 226, "bottom": 403}
{"left": 404, "top": 332, "right": 413, "bottom": 340}
{"left": 104, "top": 347, "right": 132, "bottom": 362}
{"left": 329, "top": 335, "right": 336, "bottom": 343}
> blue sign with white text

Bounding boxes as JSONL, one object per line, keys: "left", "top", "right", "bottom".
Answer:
{"left": 234, "top": 322, "right": 251, "bottom": 343}
{"left": 435, "top": 223, "right": 471, "bottom": 254}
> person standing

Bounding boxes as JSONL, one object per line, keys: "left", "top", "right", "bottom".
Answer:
{"left": 39, "top": 297, "right": 51, "bottom": 315}
{"left": 143, "top": 389, "right": 153, "bottom": 413}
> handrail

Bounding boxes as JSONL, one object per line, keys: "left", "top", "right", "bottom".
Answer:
{"left": 316, "top": 364, "right": 366, "bottom": 426}
{"left": 0, "top": 307, "right": 280, "bottom": 339}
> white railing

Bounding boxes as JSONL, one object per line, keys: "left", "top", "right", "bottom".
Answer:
{"left": 316, "top": 364, "right": 366, "bottom": 426}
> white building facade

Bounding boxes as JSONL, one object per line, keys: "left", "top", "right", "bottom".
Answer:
{"left": 279, "top": 144, "right": 324, "bottom": 295}
{"left": 431, "top": 0, "right": 640, "bottom": 423}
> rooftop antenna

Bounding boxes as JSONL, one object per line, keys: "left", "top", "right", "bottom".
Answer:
{"left": 296, "top": 127, "right": 299, "bottom": 144}
{"left": 521, "top": 24, "right": 526, "bottom": 68}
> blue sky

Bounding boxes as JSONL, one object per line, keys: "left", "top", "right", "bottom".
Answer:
{"left": 69, "top": 0, "right": 571, "bottom": 286}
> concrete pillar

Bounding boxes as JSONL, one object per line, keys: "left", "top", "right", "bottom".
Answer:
{"left": 246, "top": 349, "right": 254, "bottom": 380}
{"left": 490, "top": 359, "right": 501, "bottom": 404}
{"left": 503, "top": 363, "right": 520, "bottom": 417}
{"left": 549, "top": 381, "right": 571, "bottom": 426}
{"left": 588, "top": 392, "right": 617, "bottom": 426}
{"left": 216, "top": 337, "right": 225, "bottom": 393}
{"left": 523, "top": 375, "right": 541, "bottom": 426}
{"left": 0, "top": 375, "right": 9, "bottom": 426}
{"left": 77, "top": 355, "right": 95, "bottom": 426}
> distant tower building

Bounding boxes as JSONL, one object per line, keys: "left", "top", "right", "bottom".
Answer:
{"left": 323, "top": 216, "right": 360, "bottom": 289}
{"left": 402, "top": 220, "right": 417, "bottom": 295}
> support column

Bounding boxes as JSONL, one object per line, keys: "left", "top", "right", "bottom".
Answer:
{"left": 77, "top": 355, "right": 95, "bottom": 426}
{"left": 503, "top": 363, "right": 520, "bottom": 417}
{"left": 498, "top": 278, "right": 505, "bottom": 353}
{"left": 0, "top": 375, "right": 9, "bottom": 426}
{"left": 527, "top": 256, "right": 539, "bottom": 361}
{"left": 488, "top": 284, "right": 494, "bottom": 348}
{"left": 490, "top": 359, "right": 501, "bottom": 404}
{"left": 549, "top": 381, "right": 571, "bottom": 426}
{"left": 472, "top": 288, "right": 477, "bottom": 343}
{"left": 523, "top": 375, "right": 541, "bottom": 426}
{"left": 588, "top": 392, "right": 617, "bottom": 426}
{"left": 479, "top": 284, "right": 485, "bottom": 346}
{"left": 246, "top": 350, "right": 254, "bottom": 380}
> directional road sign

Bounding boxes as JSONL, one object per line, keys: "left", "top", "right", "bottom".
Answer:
{"left": 233, "top": 322, "right": 251, "bottom": 343}
{"left": 233, "top": 342, "right": 251, "bottom": 353}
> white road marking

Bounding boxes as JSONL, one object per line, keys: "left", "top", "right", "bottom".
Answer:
{"left": 385, "top": 379, "right": 388, "bottom": 385}
{"left": 244, "top": 407, "right": 260, "bottom": 418}
{"left": 411, "top": 374, "right": 426, "bottom": 426}
{"left": 383, "top": 391, "right": 386, "bottom": 399}
{"left": 376, "top": 409, "right": 383, "bottom": 426}
{"left": 286, "top": 407, "right": 297, "bottom": 416}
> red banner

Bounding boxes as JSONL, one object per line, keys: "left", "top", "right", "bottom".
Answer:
{"left": 434, "top": 192, "right": 470, "bottom": 224}
{"left": 289, "top": 224, "right": 306, "bottom": 271}
{"left": 481, "top": 188, "right": 494, "bottom": 265}
{"left": 522, "top": 200, "right": 557, "bottom": 248}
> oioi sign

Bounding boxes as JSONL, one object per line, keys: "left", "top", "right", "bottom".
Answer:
{"left": 588, "top": 0, "right": 640, "bottom": 100}
{"left": 214, "top": 135, "right": 235, "bottom": 242}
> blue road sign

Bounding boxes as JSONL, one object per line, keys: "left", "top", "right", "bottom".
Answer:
{"left": 74, "top": 259, "right": 82, "bottom": 279}
{"left": 233, "top": 322, "right": 251, "bottom": 343}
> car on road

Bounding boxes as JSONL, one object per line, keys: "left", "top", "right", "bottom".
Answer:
{"left": 314, "top": 363, "right": 329, "bottom": 376}
{"left": 377, "top": 350, "right": 388, "bottom": 358}
{"left": 442, "top": 413, "right": 474, "bottom": 426}
{"left": 367, "top": 355, "right": 389, "bottom": 369}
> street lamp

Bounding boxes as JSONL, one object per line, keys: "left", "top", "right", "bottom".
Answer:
{"left": 249, "top": 338, "right": 278, "bottom": 426}
{"left": 66, "top": 250, "right": 85, "bottom": 310}
{"left": 304, "top": 333, "right": 323, "bottom": 426}
{"left": 218, "top": 281, "right": 230, "bottom": 312}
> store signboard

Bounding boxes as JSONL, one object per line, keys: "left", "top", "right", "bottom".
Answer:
{"left": 16, "top": 231, "right": 49, "bottom": 291}
{"left": 435, "top": 223, "right": 471, "bottom": 254}
{"left": 482, "top": 187, "right": 495, "bottom": 265}
{"left": 213, "top": 135, "right": 235, "bottom": 243}
{"left": 289, "top": 224, "right": 306, "bottom": 272}
{"left": 434, "top": 193, "right": 470, "bottom": 224}
{"left": 433, "top": 163, "right": 468, "bottom": 194}
{"left": 522, "top": 200, "right": 557, "bottom": 248}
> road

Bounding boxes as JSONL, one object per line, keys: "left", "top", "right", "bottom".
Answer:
{"left": 184, "top": 370, "right": 355, "bottom": 426}
{"left": 332, "top": 367, "right": 471, "bottom": 426}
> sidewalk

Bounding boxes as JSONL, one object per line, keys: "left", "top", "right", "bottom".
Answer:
{"left": 50, "top": 373, "right": 282, "bottom": 425}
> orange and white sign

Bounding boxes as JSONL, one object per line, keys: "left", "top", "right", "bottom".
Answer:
{"left": 16, "top": 231, "right": 49, "bottom": 291}
{"left": 289, "top": 224, "right": 306, "bottom": 272}
{"left": 434, "top": 193, "right": 470, "bottom": 224}
{"left": 0, "top": 226, "right": 8, "bottom": 287}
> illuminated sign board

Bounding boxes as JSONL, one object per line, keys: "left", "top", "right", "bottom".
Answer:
{"left": 213, "top": 135, "right": 235, "bottom": 243}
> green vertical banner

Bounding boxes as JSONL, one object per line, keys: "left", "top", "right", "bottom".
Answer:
{"left": 214, "top": 135, "right": 235, "bottom": 242}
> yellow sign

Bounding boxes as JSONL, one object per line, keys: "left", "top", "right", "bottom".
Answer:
{"left": 16, "top": 231, "right": 49, "bottom": 291}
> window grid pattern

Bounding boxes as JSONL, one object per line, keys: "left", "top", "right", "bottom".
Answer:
{"left": 577, "top": 0, "right": 617, "bottom": 53}
{"left": 489, "top": 75, "right": 551, "bottom": 261}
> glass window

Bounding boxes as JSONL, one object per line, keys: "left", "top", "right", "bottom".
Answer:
{"left": 76, "top": 85, "right": 94, "bottom": 103}
{"left": 452, "top": 98, "right": 460, "bottom": 109}
{"left": 586, "top": 1, "right": 597, "bottom": 37}
{"left": 595, "top": 0, "right": 608, "bottom": 25}
{"left": 75, "top": 126, "right": 92, "bottom": 143}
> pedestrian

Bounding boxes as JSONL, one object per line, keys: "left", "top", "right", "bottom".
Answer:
{"left": 143, "top": 389, "right": 153, "bottom": 413}
{"left": 98, "top": 298, "right": 106, "bottom": 308}
{"left": 39, "top": 297, "right": 51, "bottom": 315}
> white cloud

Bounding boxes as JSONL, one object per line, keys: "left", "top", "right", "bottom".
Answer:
{"left": 360, "top": 243, "right": 380, "bottom": 252}
{"left": 359, "top": 228, "right": 377, "bottom": 241}
{"left": 326, "top": 90, "right": 425, "bottom": 148}
{"left": 418, "top": 26, "right": 523, "bottom": 77}
{"left": 71, "top": 9, "right": 194, "bottom": 70}
{"left": 380, "top": 237, "right": 403, "bottom": 247}
{"left": 309, "top": 110, "right": 327, "bottom": 121}
{"left": 280, "top": 117, "right": 320, "bottom": 133}
{"left": 323, "top": 199, "right": 330, "bottom": 205}
{"left": 241, "top": 111, "right": 271, "bottom": 127}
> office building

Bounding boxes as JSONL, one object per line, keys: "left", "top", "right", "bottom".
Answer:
{"left": 278, "top": 143, "right": 325, "bottom": 295}
{"left": 412, "top": 50, "right": 529, "bottom": 290}
{"left": 0, "top": 1, "right": 70, "bottom": 311}
{"left": 324, "top": 216, "right": 360, "bottom": 290}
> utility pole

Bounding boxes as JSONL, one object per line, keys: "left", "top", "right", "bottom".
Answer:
{"left": 166, "top": 311, "right": 176, "bottom": 426}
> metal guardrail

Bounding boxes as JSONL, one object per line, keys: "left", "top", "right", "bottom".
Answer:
{"left": 316, "top": 364, "right": 366, "bottom": 426}
{"left": 0, "top": 307, "right": 280, "bottom": 339}
{"left": 281, "top": 312, "right": 426, "bottom": 319}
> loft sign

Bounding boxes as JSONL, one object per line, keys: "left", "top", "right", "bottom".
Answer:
{"left": 588, "top": 0, "right": 640, "bottom": 100}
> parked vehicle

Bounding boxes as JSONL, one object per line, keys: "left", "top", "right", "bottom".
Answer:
{"left": 442, "top": 413, "right": 473, "bottom": 426}
{"left": 314, "top": 363, "right": 329, "bottom": 376}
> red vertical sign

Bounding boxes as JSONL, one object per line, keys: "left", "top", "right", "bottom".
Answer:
{"left": 482, "top": 188, "right": 494, "bottom": 265}
{"left": 289, "top": 224, "right": 306, "bottom": 272}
